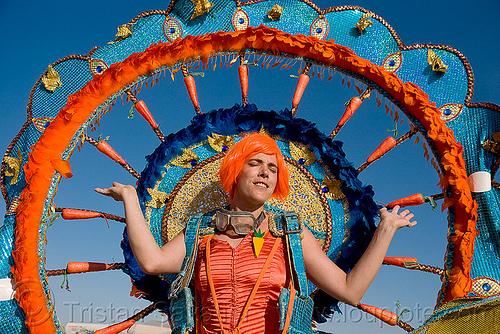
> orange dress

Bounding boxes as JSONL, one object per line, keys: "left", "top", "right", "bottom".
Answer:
{"left": 194, "top": 231, "right": 289, "bottom": 333}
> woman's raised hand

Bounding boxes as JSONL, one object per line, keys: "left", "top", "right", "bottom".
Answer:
{"left": 378, "top": 205, "right": 417, "bottom": 231}
{"left": 94, "top": 182, "right": 136, "bottom": 202}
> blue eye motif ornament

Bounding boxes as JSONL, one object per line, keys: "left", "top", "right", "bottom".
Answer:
{"left": 310, "top": 16, "right": 329, "bottom": 40}
{"left": 32, "top": 117, "right": 54, "bottom": 133}
{"left": 89, "top": 59, "right": 109, "bottom": 76}
{"left": 232, "top": 8, "right": 249, "bottom": 31}
{"left": 163, "top": 17, "right": 183, "bottom": 42}
{"left": 439, "top": 103, "right": 463, "bottom": 122}
{"left": 382, "top": 52, "right": 403, "bottom": 73}
{"left": 472, "top": 277, "right": 500, "bottom": 298}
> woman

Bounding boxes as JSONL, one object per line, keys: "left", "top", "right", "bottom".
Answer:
{"left": 95, "top": 133, "right": 416, "bottom": 333}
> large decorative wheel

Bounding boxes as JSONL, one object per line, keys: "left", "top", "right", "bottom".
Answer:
{"left": 1, "top": 1, "right": 499, "bottom": 333}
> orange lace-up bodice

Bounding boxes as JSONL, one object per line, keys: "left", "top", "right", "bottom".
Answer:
{"left": 194, "top": 231, "right": 289, "bottom": 333}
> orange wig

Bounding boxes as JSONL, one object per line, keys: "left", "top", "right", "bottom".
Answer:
{"left": 219, "top": 133, "right": 289, "bottom": 201}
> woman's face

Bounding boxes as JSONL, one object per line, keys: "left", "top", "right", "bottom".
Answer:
{"left": 233, "top": 153, "right": 278, "bottom": 208}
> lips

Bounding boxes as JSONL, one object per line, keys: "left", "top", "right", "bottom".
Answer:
{"left": 253, "top": 181, "right": 269, "bottom": 188}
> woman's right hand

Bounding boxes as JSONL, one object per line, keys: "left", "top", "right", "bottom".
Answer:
{"left": 94, "top": 182, "right": 136, "bottom": 202}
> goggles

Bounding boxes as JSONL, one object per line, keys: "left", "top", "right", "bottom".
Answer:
{"left": 215, "top": 209, "right": 266, "bottom": 236}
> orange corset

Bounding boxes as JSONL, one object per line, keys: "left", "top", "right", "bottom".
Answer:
{"left": 194, "top": 231, "right": 289, "bottom": 334}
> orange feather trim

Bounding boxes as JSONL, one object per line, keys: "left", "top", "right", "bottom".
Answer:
{"left": 14, "top": 26, "right": 476, "bottom": 332}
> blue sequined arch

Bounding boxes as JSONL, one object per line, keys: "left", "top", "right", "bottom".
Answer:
{"left": 121, "top": 104, "right": 377, "bottom": 320}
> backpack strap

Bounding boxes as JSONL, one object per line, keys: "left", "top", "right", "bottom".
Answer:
{"left": 281, "top": 211, "right": 309, "bottom": 299}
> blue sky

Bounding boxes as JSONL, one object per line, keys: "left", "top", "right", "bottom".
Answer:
{"left": 1, "top": 0, "right": 499, "bottom": 333}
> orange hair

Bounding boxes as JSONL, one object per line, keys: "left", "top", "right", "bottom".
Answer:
{"left": 219, "top": 133, "right": 289, "bottom": 201}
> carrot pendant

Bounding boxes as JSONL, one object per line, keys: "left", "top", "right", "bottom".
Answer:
{"left": 253, "top": 229, "right": 266, "bottom": 257}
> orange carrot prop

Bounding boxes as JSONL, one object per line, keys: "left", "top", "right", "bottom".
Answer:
{"left": 62, "top": 208, "right": 109, "bottom": 227}
{"left": 238, "top": 64, "right": 249, "bottom": 105}
{"left": 134, "top": 100, "right": 158, "bottom": 129}
{"left": 387, "top": 193, "right": 425, "bottom": 209}
{"left": 66, "top": 262, "right": 111, "bottom": 274}
{"left": 184, "top": 75, "right": 201, "bottom": 113}
{"left": 291, "top": 73, "right": 310, "bottom": 114}
{"left": 96, "top": 140, "right": 127, "bottom": 165}
{"left": 50, "top": 159, "right": 73, "bottom": 179}
{"left": 338, "top": 96, "right": 362, "bottom": 128}
{"left": 329, "top": 96, "right": 364, "bottom": 138}
{"left": 85, "top": 136, "right": 140, "bottom": 178}
{"left": 358, "top": 303, "right": 398, "bottom": 326}
{"left": 366, "top": 136, "right": 397, "bottom": 163}
{"left": 383, "top": 257, "right": 418, "bottom": 269}
{"left": 94, "top": 319, "right": 136, "bottom": 334}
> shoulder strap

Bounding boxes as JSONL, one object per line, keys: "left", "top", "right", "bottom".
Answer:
{"left": 281, "top": 211, "right": 309, "bottom": 299}
{"left": 169, "top": 215, "right": 203, "bottom": 298}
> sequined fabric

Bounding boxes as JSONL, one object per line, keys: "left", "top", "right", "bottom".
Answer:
{"left": 195, "top": 231, "right": 289, "bottom": 333}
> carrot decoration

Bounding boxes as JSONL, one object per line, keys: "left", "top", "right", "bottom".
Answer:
{"left": 358, "top": 303, "right": 398, "bottom": 326}
{"left": 366, "top": 136, "right": 397, "bottom": 163}
{"left": 338, "top": 96, "right": 362, "bottom": 128}
{"left": 253, "top": 229, "right": 266, "bottom": 258}
{"left": 184, "top": 75, "right": 201, "bottom": 113}
{"left": 93, "top": 319, "right": 136, "bottom": 334}
{"left": 96, "top": 140, "right": 127, "bottom": 165}
{"left": 383, "top": 257, "right": 419, "bottom": 268}
{"left": 66, "top": 262, "right": 111, "bottom": 274}
{"left": 62, "top": 208, "right": 103, "bottom": 219}
{"left": 62, "top": 208, "right": 109, "bottom": 227}
{"left": 134, "top": 100, "right": 158, "bottom": 129}
{"left": 291, "top": 73, "right": 310, "bottom": 112}
{"left": 387, "top": 193, "right": 425, "bottom": 209}
{"left": 329, "top": 96, "right": 364, "bottom": 138}
{"left": 238, "top": 64, "right": 249, "bottom": 105}
{"left": 50, "top": 159, "right": 73, "bottom": 179}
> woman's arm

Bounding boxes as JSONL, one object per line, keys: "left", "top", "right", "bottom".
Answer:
{"left": 302, "top": 205, "right": 416, "bottom": 306}
{"left": 94, "top": 182, "right": 186, "bottom": 275}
